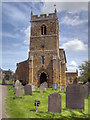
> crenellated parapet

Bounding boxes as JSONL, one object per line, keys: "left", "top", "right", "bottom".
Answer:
{"left": 31, "top": 12, "right": 57, "bottom": 21}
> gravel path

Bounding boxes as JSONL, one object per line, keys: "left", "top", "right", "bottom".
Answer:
{"left": 0, "top": 85, "right": 7, "bottom": 119}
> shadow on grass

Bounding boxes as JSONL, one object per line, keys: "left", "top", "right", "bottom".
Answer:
{"left": 30, "top": 109, "right": 36, "bottom": 112}
{"left": 35, "top": 109, "right": 90, "bottom": 120}
{"left": 2, "top": 83, "right": 13, "bottom": 85}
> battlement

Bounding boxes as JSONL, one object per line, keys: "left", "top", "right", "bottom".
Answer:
{"left": 31, "top": 12, "right": 57, "bottom": 21}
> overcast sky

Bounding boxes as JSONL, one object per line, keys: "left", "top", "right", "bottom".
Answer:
{"left": 1, "top": 1, "right": 88, "bottom": 74}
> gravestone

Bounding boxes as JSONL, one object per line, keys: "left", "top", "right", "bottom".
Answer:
{"left": 83, "top": 85, "right": 89, "bottom": 99}
{"left": 16, "top": 87, "right": 23, "bottom": 97}
{"left": 40, "top": 83, "right": 45, "bottom": 92}
{"left": 15, "top": 80, "right": 22, "bottom": 89}
{"left": 66, "top": 84, "right": 84, "bottom": 109}
{"left": 32, "top": 83, "right": 36, "bottom": 91}
{"left": 42, "top": 82, "right": 48, "bottom": 89}
{"left": 60, "top": 85, "right": 64, "bottom": 92}
{"left": 24, "top": 84, "right": 32, "bottom": 95}
{"left": 52, "top": 82, "right": 58, "bottom": 90}
{"left": 48, "top": 92, "right": 61, "bottom": 113}
{"left": 15, "top": 80, "right": 23, "bottom": 97}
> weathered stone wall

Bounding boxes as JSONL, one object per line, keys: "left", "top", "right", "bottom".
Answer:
{"left": 29, "top": 51, "right": 60, "bottom": 88}
{"left": 30, "top": 36, "right": 57, "bottom": 51}
{"left": 15, "top": 60, "right": 29, "bottom": 85}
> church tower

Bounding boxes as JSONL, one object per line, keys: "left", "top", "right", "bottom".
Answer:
{"left": 28, "top": 9, "right": 62, "bottom": 87}
{"left": 15, "top": 9, "right": 67, "bottom": 88}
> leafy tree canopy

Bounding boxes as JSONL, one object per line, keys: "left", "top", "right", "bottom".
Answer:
{"left": 79, "top": 61, "right": 90, "bottom": 84}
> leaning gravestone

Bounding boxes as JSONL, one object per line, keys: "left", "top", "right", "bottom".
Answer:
{"left": 24, "top": 84, "right": 32, "bottom": 95}
{"left": 48, "top": 92, "right": 61, "bottom": 113}
{"left": 40, "top": 83, "right": 45, "bottom": 92}
{"left": 66, "top": 84, "right": 84, "bottom": 109}
{"left": 52, "top": 82, "right": 58, "bottom": 90}
{"left": 15, "top": 80, "right": 23, "bottom": 97}
{"left": 83, "top": 85, "right": 89, "bottom": 99}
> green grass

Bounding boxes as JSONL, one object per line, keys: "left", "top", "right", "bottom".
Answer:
{"left": 5, "top": 85, "right": 90, "bottom": 119}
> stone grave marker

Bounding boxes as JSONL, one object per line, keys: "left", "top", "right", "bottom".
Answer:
{"left": 32, "top": 83, "right": 36, "bottom": 92}
{"left": 52, "top": 82, "right": 58, "bottom": 90}
{"left": 15, "top": 80, "right": 23, "bottom": 97}
{"left": 48, "top": 92, "right": 61, "bottom": 113}
{"left": 66, "top": 84, "right": 84, "bottom": 109}
{"left": 16, "top": 87, "right": 23, "bottom": 97}
{"left": 24, "top": 84, "right": 32, "bottom": 95}
{"left": 15, "top": 80, "right": 22, "bottom": 89}
{"left": 83, "top": 85, "right": 89, "bottom": 99}
{"left": 42, "top": 82, "right": 48, "bottom": 89}
{"left": 40, "top": 83, "right": 45, "bottom": 92}
{"left": 60, "top": 85, "right": 64, "bottom": 92}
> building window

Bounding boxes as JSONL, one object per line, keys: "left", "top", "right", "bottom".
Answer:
{"left": 42, "top": 56, "right": 44, "bottom": 64}
{"left": 41, "top": 25, "right": 46, "bottom": 35}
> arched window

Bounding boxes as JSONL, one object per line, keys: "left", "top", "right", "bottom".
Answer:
{"left": 41, "top": 25, "right": 46, "bottom": 35}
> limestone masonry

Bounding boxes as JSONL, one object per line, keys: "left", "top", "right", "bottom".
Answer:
{"left": 15, "top": 9, "right": 77, "bottom": 88}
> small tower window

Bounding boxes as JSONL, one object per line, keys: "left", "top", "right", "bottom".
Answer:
{"left": 42, "top": 56, "right": 44, "bottom": 64}
{"left": 41, "top": 25, "right": 46, "bottom": 35}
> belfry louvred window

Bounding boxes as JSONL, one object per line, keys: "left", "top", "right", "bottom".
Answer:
{"left": 41, "top": 25, "right": 46, "bottom": 35}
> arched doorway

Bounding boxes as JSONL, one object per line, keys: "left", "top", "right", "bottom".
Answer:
{"left": 40, "top": 72, "right": 47, "bottom": 84}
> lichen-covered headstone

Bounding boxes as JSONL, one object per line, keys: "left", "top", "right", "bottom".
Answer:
{"left": 24, "top": 84, "right": 32, "bottom": 95}
{"left": 15, "top": 80, "right": 22, "bottom": 89}
{"left": 66, "top": 84, "right": 84, "bottom": 109}
{"left": 48, "top": 92, "right": 61, "bottom": 113}
{"left": 15, "top": 80, "right": 23, "bottom": 97}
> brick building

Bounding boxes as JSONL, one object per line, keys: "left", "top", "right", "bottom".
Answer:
{"left": 66, "top": 69, "right": 78, "bottom": 85}
{"left": 15, "top": 9, "right": 67, "bottom": 88}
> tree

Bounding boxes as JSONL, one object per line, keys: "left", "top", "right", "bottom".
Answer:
{"left": 79, "top": 61, "right": 90, "bottom": 84}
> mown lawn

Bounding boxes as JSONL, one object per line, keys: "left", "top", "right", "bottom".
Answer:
{"left": 5, "top": 85, "right": 90, "bottom": 119}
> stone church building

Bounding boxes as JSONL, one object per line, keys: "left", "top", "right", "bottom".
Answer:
{"left": 15, "top": 9, "right": 68, "bottom": 88}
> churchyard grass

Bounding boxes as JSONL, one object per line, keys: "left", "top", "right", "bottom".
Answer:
{"left": 5, "top": 85, "right": 90, "bottom": 119}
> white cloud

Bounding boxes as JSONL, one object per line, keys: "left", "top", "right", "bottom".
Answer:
{"left": 61, "top": 39, "right": 88, "bottom": 51}
{"left": 41, "top": 2, "right": 88, "bottom": 14}
{"left": 2, "top": 32, "right": 18, "bottom": 38}
{"left": 23, "top": 26, "right": 30, "bottom": 44}
{"left": 2, "top": 3, "right": 28, "bottom": 27}
{"left": 67, "top": 66, "right": 77, "bottom": 71}
{"left": 61, "top": 15, "right": 88, "bottom": 26}
{"left": 69, "top": 60, "right": 77, "bottom": 66}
